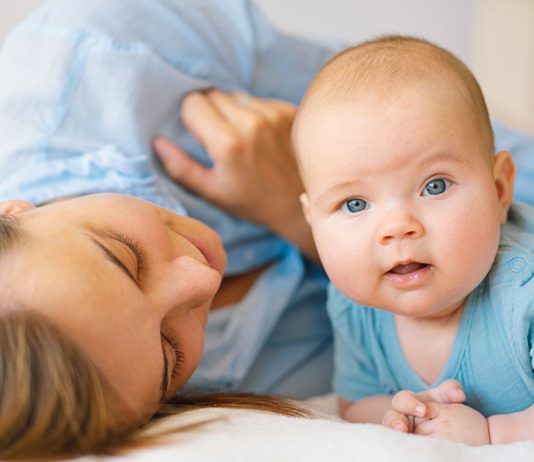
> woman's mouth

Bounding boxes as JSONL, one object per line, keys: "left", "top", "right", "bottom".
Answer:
{"left": 172, "top": 229, "right": 227, "bottom": 276}
{"left": 384, "top": 261, "right": 432, "bottom": 288}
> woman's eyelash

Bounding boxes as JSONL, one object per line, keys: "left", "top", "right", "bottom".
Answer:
{"left": 163, "top": 334, "right": 184, "bottom": 381}
{"left": 112, "top": 233, "right": 146, "bottom": 279}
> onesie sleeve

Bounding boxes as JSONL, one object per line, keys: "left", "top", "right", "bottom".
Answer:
{"left": 497, "top": 203, "right": 534, "bottom": 384}
{"left": 515, "top": 266, "right": 534, "bottom": 375}
{"left": 326, "top": 284, "right": 391, "bottom": 402}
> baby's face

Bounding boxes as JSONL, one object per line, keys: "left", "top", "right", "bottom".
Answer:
{"left": 297, "top": 82, "right": 511, "bottom": 319}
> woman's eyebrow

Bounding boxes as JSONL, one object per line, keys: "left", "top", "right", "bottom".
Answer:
{"left": 86, "top": 235, "right": 141, "bottom": 288}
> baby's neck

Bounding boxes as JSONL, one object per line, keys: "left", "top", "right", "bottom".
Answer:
{"left": 394, "top": 304, "right": 465, "bottom": 385}
{"left": 398, "top": 303, "right": 465, "bottom": 327}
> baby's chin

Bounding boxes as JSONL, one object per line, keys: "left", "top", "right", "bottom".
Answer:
{"left": 381, "top": 294, "right": 468, "bottom": 319}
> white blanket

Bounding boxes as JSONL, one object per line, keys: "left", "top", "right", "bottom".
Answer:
{"left": 76, "top": 396, "right": 534, "bottom": 461}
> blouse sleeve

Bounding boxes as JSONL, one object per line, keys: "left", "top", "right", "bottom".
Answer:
{"left": 244, "top": 1, "right": 343, "bottom": 103}
{"left": 0, "top": 0, "right": 339, "bottom": 209}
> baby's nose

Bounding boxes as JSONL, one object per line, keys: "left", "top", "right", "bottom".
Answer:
{"left": 378, "top": 212, "right": 424, "bottom": 244}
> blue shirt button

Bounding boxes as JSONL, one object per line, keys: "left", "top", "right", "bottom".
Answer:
{"left": 509, "top": 257, "right": 527, "bottom": 273}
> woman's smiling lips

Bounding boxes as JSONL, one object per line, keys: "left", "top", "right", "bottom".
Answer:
{"left": 170, "top": 229, "right": 227, "bottom": 275}
{"left": 384, "top": 261, "right": 432, "bottom": 289}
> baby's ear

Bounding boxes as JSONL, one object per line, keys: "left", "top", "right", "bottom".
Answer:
{"left": 0, "top": 200, "right": 35, "bottom": 216}
{"left": 299, "top": 193, "right": 311, "bottom": 225}
{"left": 493, "top": 150, "right": 516, "bottom": 224}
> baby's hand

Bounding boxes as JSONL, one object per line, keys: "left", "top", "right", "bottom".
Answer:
{"left": 414, "top": 402, "right": 490, "bottom": 445}
{"left": 382, "top": 380, "right": 466, "bottom": 433}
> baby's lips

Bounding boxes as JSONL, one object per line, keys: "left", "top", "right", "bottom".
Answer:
{"left": 388, "top": 261, "right": 428, "bottom": 275}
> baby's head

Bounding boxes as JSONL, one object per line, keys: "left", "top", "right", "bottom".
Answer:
{"left": 293, "top": 36, "right": 516, "bottom": 318}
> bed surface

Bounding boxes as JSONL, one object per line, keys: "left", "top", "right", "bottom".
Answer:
{"left": 73, "top": 395, "right": 534, "bottom": 461}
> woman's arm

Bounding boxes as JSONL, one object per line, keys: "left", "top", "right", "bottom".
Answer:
{"left": 154, "top": 90, "right": 319, "bottom": 261}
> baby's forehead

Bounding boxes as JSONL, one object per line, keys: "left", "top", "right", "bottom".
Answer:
{"left": 296, "top": 78, "right": 456, "bottom": 140}
{"left": 295, "top": 94, "right": 493, "bottom": 182}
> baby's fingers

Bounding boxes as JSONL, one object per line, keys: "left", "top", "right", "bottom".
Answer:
{"left": 423, "top": 380, "right": 466, "bottom": 404}
{"left": 413, "top": 418, "right": 437, "bottom": 437}
{"left": 391, "top": 390, "right": 427, "bottom": 418}
{"left": 382, "top": 409, "right": 411, "bottom": 433}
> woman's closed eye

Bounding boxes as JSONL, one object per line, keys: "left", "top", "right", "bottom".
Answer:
{"left": 87, "top": 233, "right": 145, "bottom": 288}
{"left": 161, "top": 333, "right": 184, "bottom": 397}
{"left": 110, "top": 233, "right": 146, "bottom": 281}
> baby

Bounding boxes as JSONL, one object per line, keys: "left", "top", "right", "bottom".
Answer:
{"left": 292, "top": 35, "right": 534, "bottom": 445}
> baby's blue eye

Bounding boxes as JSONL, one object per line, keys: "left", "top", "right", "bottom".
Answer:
{"left": 343, "top": 198, "right": 367, "bottom": 213}
{"left": 423, "top": 178, "right": 449, "bottom": 196}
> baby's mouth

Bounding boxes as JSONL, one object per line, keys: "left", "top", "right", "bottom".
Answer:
{"left": 387, "top": 261, "right": 429, "bottom": 275}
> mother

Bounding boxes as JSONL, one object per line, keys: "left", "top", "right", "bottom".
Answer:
{"left": 0, "top": 0, "right": 533, "bottom": 459}
{"left": 0, "top": 0, "right": 339, "bottom": 457}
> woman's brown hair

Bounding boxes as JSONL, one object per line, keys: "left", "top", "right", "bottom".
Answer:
{"left": 0, "top": 215, "right": 309, "bottom": 460}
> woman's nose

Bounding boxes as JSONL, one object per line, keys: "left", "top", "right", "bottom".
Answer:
{"left": 156, "top": 255, "right": 223, "bottom": 317}
{"left": 377, "top": 209, "right": 424, "bottom": 245}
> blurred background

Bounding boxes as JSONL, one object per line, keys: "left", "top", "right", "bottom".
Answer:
{"left": 1, "top": 0, "right": 532, "bottom": 134}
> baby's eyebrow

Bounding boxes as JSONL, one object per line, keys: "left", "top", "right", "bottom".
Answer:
{"left": 315, "top": 180, "right": 362, "bottom": 208}
{"left": 419, "top": 150, "right": 471, "bottom": 166}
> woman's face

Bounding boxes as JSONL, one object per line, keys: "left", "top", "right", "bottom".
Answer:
{"left": 0, "top": 194, "right": 226, "bottom": 419}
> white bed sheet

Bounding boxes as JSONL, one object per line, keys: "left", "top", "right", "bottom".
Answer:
{"left": 73, "top": 395, "right": 534, "bottom": 462}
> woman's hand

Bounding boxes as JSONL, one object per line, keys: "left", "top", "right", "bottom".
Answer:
{"left": 153, "top": 90, "right": 318, "bottom": 261}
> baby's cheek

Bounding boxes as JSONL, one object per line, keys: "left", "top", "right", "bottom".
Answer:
{"left": 438, "top": 213, "right": 499, "bottom": 293}
{"left": 313, "top": 222, "right": 371, "bottom": 292}
{"left": 324, "top": 258, "right": 369, "bottom": 302}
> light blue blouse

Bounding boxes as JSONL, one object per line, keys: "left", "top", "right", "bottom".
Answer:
{"left": 328, "top": 202, "right": 534, "bottom": 417}
{"left": 0, "top": 0, "right": 533, "bottom": 399}
{"left": 0, "top": 0, "right": 338, "bottom": 398}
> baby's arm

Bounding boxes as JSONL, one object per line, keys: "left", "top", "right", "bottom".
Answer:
{"left": 339, "top": 380, "right": 466, "bottom": 426}
{"left": 338, "top": 395, "right": 393, "bottom": 424}
{"left": 487, "top": 403, "right": 534, "bottom": 443}
{"left": 413, "top": 402, "right": 490, "bottom": 445}
{"left": 411, "top": 401, "right": 534, "bottom": 444}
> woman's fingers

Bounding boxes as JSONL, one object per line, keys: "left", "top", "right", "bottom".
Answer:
{"left": 181, "top": 92, "right": 244, "bottom": 165}
{"left": 152, "top": 136, "right": 217, "bottom": 201}
{"left": 207, "top": 90, "right": 296, "bottom": 137}
{"left": 206, "top": 91, "right": 272, "bottom": 155}
{"left": 153, "top": 89, "right": 315, "bottom": 257}
{"left": 233, "top": 92, "right": 297, "bottom": 133}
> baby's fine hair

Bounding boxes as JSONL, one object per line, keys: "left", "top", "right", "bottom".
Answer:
{"left": 298, "top": 35, "right": 494, "bottom": 153}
